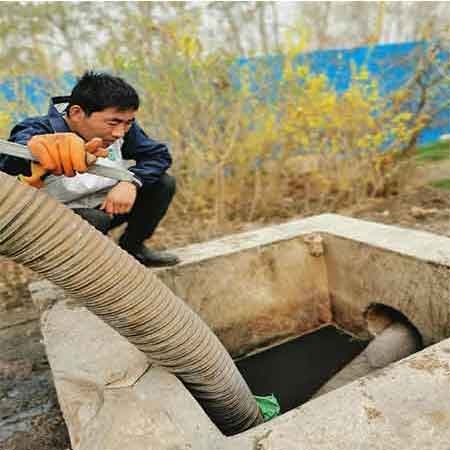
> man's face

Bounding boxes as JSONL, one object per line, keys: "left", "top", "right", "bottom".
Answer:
{"left": 67, "top": 106, "right": 136, "bottom": 147}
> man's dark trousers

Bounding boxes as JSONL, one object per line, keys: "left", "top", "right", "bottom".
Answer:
{"left": 73, "top": 174, "right": 176, "bottom": 250}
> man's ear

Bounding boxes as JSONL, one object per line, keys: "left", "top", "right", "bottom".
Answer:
{"left": 67, "top": 105, "right": 86, "bottom": 122}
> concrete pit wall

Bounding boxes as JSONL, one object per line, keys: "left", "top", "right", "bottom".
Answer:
{"left": 35, "top": 213, "right": 450, "bottom": 450}
{"left": 317, "top": 217, "right": 450, "bottom": 345}
{"left": 156, "top": 233, "right": 331, "bottom": 357}
{"left": 157, "top": 213, "right": 450, "bottom": 351}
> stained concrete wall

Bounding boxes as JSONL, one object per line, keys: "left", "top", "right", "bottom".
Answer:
{"left": 309, "top": 215, "right": 450, "bottom": 345}
{"left": 157, "top": 233, "right": 331, "bottom": 356}
{"left": 325, "top": 235, "right": 450, "bottom": 344}
{"left": 156, "top": 214, "right": 450, "bottom": 348}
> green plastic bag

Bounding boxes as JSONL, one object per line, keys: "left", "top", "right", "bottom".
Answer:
{"left": 254, "top": 394, "right": 280, "bottom": 421}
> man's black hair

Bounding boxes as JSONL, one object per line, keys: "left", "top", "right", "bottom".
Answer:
{"left": 68, "top": 71, "right": 139, "bottom": 116}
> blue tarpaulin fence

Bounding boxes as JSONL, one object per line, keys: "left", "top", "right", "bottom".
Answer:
{"left": 1, "top": 41, "right": 448, "bottom": 145}
{"left": 232, "top": 41, "right": 449, "bottom": 145}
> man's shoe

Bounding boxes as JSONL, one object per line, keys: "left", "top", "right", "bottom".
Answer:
{"left": 123, "top": 244, "right": 180, "bottom": 267}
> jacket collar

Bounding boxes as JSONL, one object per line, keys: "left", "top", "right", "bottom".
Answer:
{"left": 48, "top": 96, "right": 71, "bottom": 133}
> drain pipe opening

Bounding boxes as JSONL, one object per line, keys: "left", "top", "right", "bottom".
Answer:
{"left": 314, "top": 304, "right": 423, "bottom": 398}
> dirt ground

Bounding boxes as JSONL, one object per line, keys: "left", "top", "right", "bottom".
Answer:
{"left": 1, "top": 159, "right": 450, "bottom": 450}
{"left": 343, "top": 159, "right": 450, "bottom": 238}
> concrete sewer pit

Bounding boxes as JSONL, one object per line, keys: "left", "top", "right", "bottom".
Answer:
{"left": 5, "top": 192, "right": 450, "bottom": 449}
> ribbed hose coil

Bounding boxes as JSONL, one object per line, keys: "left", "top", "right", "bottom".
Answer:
{"left": 0, "top": 172, "right": 263, "bottom": 435}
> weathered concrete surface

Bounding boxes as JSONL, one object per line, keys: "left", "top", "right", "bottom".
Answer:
{"left": 156, "top": 213, "right": 450, "bottom": 347}
{"left": 42, "top": 296, "right": 450, "bottom": 450}
{"left": 157, "top": 234, "right": 331, "bottom": 357}
{"left": 231, "top": 338, "right": 450, "bottom": 450}
{"left": 310, "top": 215, "right": 450, "bottom": 344}
{"left": 35, "top": 214, "right": 450, "bottom": 449}
{"left": 41, "top": 300, "right": 224, "bottom": 450}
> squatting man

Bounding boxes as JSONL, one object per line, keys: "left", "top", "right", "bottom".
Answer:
{"left": 0, "top": 71, "right": 179, "bottom": 267}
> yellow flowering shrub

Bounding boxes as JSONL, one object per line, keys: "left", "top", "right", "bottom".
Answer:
{"left": 0, "top": 111, "right": 12, "bottom": 139}
{"left": 0, "top": 24, "right": 429, "bottom": 241}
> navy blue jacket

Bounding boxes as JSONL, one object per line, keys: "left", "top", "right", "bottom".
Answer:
{"left": 0, "top": 96, "right": 172, "bottom": 185}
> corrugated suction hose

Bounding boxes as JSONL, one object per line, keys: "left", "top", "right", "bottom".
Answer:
{"left": 0, "top": 172, "right": 263, "bottom": 435}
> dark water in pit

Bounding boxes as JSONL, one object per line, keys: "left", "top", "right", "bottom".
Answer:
{"left": 236, "top": 325, "right": 369, "bottom": 414}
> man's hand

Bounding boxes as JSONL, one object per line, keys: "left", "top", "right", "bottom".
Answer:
{"left": 28, "top": 133, "right": 108, "bottom": 177}
{"left": 100, "top": 181, "right": 137, "bottom": 215}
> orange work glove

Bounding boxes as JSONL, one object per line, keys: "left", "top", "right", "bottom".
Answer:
{"left": 27, "top": 133, "right": 108, "bottom": 178}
